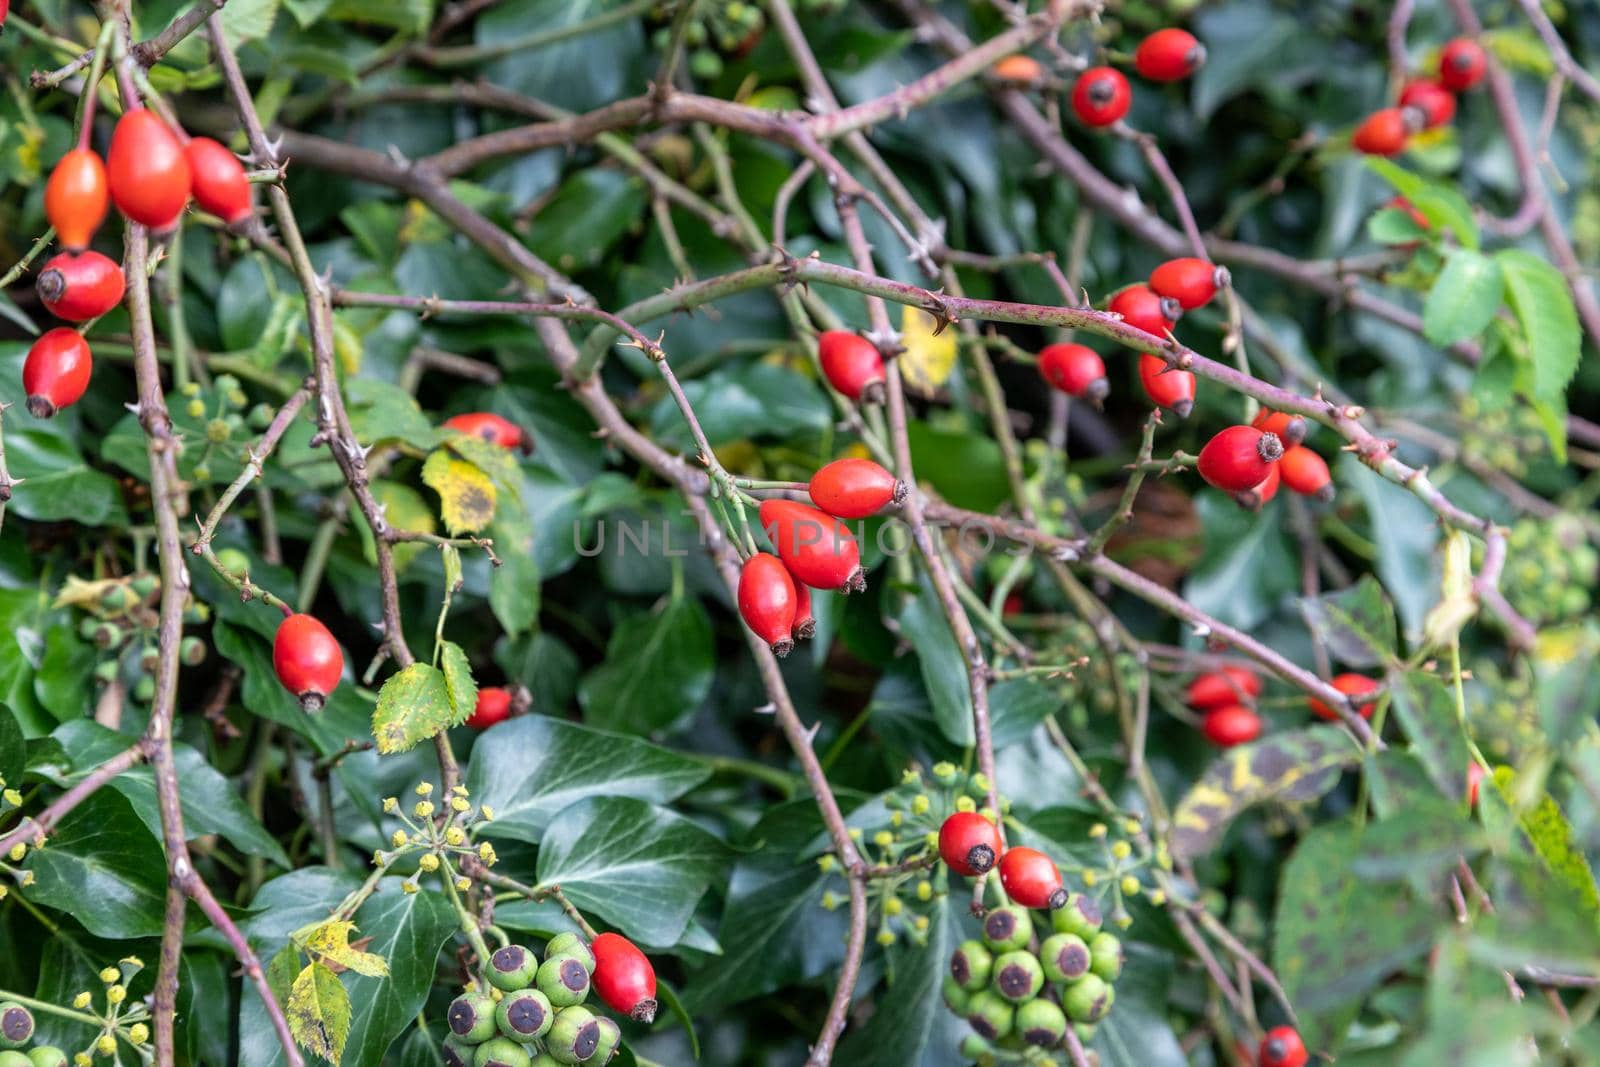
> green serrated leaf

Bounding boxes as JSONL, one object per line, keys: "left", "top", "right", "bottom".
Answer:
{"left": 1497, "top": 248, "right": 1580, "bottom": 401}
{"left": 438, "top": 641, "right": 477, "bottom": 727}
{"left": 1387, "top": 669, "right": 1474, "bottom": 803}
{"left": 1365, "top": 158, "right": 1479, "bottom": 249}
{"left": 371, "top": 663, "right": 452, "bottom": 754}
{"left": 287, "top": 961, "right": 351, "bottom": 1065}
{"left": 1423, "top": 249, "right": 1502, "bottom": 346}
{"left": 1172, "top": 726, "right": 1360, "bottom": 862}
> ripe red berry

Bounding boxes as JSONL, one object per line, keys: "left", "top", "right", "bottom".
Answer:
{"left": 817, "top": 331, "right": 886, "bottom": 403}
{"left": 1138, "top": 354, "right": 1195, "bottom": 418}
{"left": 1352, "top": 108, "right": 1411, "bottom": 156}
{"left": 1398, "top": 78, "right": 1456, "bottom": 128}
{"left": 1233, "top": 462, "right": 1281, "bottom": 511}
{"left": 35, "top": 250, "right": 126, "bottom": 322}
{"left": 1197, "top": 425, "right": 1284, "bottom": 493}
{"left": 997, "top": 847, "right": 1067, "bottom": 910}
{"left": 791, "top": 576, "right": 816, "bottom": 641}
{"left": 184, "top": 137, "right": 253, "bottom": 225}
{"left": 1038, "top": 343, "right": 1108, "bottom": 402}
{"left": 1134, "top": 28, "right": 1206, "bottom": 82}
{"left": 1187, "top": 667, "right": 1262, "bottom": 711}
{"left": 1279, "top": 445, "right": 1334, "bottom": 501}
{"left": 591, "top": 933, "right": 657, "bottom": 1023}
{"left": 1309, "top": 672, "right": 1380, "bottom": 721}
{"left": 1250, "top": 409, "right": 1307, "bottom": 447}
{"left": 273, "top": 613, "right": 343, "bottom": 711}
{"left": 1, "top": 0, "right": 8, "bottom": 31}
{"left": 1259, "top": 1026, "right": 1309, "bottom": 1067}
{"left": 443, "top": 412, "right": 528, "bottom": 452}
{"left": 1467, "top": 762, "right": 1486, "bottom": 806}
{"left": 1201, "top": 705, "right": 1262, "bottom": 747}
{"left": 107, "top": 108, "right": 191, "bottom": 231}
{"left": 992, "top": 55, "right": 1044, "bottom": 84}
{"left": 1438, "top": 38, "right": 1487, "bottom": 91}
{"left": 44, "top": 148, "right": 109, "bottom": 253}
{"left": 1149, "top": 258, "right": 1223, "bottom": 311}
{"left": 939, "top": 811, "right": 1003, "bottom": 877}
{"left": 759, "top": 499, "right": 864, "bottom": 592}
{"left": 1071, "top": 67, "right": 1131, "bottom": 128}
{"left": 465, "top": 686, "right": 512, "bottom": 730}
{"left": 738, "top": 553, "right": 798, "bottom": 657}
{"left": 22, "top": 328, "right": 93, "bottom": 418}
{"left": 808, "top": 457, "right": 905, "bottom": 519}
{"left": 1109, "top": 284, "right": 1181, "bottom": 338}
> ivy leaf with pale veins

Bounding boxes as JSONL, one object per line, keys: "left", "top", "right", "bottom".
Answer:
{"left": 1172, "top": 726, "right": 1361, "bottom": 863}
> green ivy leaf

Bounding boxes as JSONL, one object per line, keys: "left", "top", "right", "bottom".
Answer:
{"left": 577, "top": 595, "right": 713, "bottom": 734}
{"left": 21, "top": 790, "right": 170, "bottom": 938}
{"left": 1299, "top": 574, "right": 1398, "bottom": 669}
{"left": 837, "top": 890, "right": 968, "bottom": 1066}
{"left": 899, "top": 578, "right": 975, "bottom": 747}
{"left": 1423, "top": 249, "right": 1502, "bottom": 346}
{"left": 371, "top": 663, "right": 453, "bottom": 754}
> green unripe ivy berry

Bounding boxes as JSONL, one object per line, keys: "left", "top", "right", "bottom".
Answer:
{"left": 1016, "top": 997, "right": 1068, "bottom": 1047}
{"left": 443, "top": 1036, "right": 474, "bottom": 1067}
{"left": 589, "top": 1016, "right": 622, "bottom": 1064}
{"left": 79, "top": 616, "right": 99, "bottom": 640}
{"left": 536, "top": 956, "right": 592, "bottom": 1008}
{"left": 981, "top": 905, "right": 1033, "bottom": 952}
{"left": 226, "top": 389, "right": 249, "bottom": 409}
{"left": 186, "top": 398, "right": 207, "bottom": 420}
{"left": 206, "top": 418, "right": 232, "bottom": 444}
{"left": 964, "top": 990, "right": 1015, "bottom": 1041}
{"left": 957, "top": 1033, "right": 995, "bottom": 1062}
{"left": 528, "top": 1055, "right": 564, "bottom": 1067}
{"left": 495, "top": 989, "right": 552, "bottom": 1041}
{"left": 689, "top": 49, "right": 723, "bottom": 79}
{"left": 94, "top": 659, "right": 119, "bottom": 684}
{"left": 28, "top": 1048, "right": 70, "bottom": 1067}
{"left": 248, "top": 403, "right": 275, "bottom": 430}
{"left": 91, "top": 621, "right": 124, "bottom": 649}
{"left": 473, "top": 1037, "right": 531, "bottom": 1067}
{"left": 1039, "top": 933, "right": 1091, "bottom": 983}
{"left": 185, "top": 600, "right": 211, "bottom": 625}
{"left": 446, "top": 992, "right": 498, "bottom": 1044}
{"left": 0, "top": 1003, "right": 31, "bottom": 1048}
{"left": 950, "top": 940, "right": 993, "bottom": 991}
{"left": 101, "top": 584, "right": 137, "bottom": 613}
{"left": 1073, "top": 1021, "right": 1097, "bottom": 1044}
{"left": 1063, "top": 973, "right": 1114, "bottom": 1024}
{"left": 1051, "top": 893, "right": 1102, "bottom": 939}
{"left": 193, "top": 463, "right": 212, "bottom": 482}
{"left": 487, "top": 944, "right": 540, "bottom": 991}
{"left": 991, "top": 950, "right": 1044, "bottom": 1003}
{"left": 941, "top": 976, "right": 969, "bottom": 1015}
{"left": 544, "top": 1006, "right": 601, "bottom": 1064}
{"left": 180, "top": 636, "right": 207, "bottom": 666}
{"left": 1088, "top": 932, "right": 1123, "bottom": 982}
{"left": 0, "top": 1053, "right": 32, "bottom": 1067}
{"left": 133, "top": 675, "right": 157, "bottom": 704}
{"left": 215, "top": 548, "right": 250, "bottom": 578}
{"left": 214, "top": 375, "right": 241, "bottom": 395}
{"left": 544, "top": 932, "right": 595, "bottom": 972}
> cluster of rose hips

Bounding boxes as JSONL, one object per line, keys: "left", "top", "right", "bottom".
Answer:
{"left": 24, "top": 105, "right": 253, "bottom": 420}
{"left": 737, "top": 443, "right": 904, "bottom": 654}
{"left": 1190, "top": 663, "right": 1381, "bottom": 748}
{"left": 443, "top": 930, "right": 654, "bottom": 1067}
{"left": 0, "top": 958, "right": 155, "bottom": 1067}
{"left": 1353, "top": 38, "right": 1486, "bottom": 156}
{"left": 73, "top": 571, "right": 209, "bottom": 705}
{"left": 1067, "top": 27, "right": 1207, "bottom": 129}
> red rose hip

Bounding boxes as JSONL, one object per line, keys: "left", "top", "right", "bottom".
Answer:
{"left": 1198, "top": 426, "right": 1283, "bottom": 493}
{"left": 1234, "top": 463, "right": 1281, "bottom": 511}
{"left": 443, "top": 412, "right": 528, "bottom": 453}
{"left": 36, "top": 250, "right": 126, "bottom": 322}
{"left": 1250, "top": 409, "right": 1307, "bottom": 447}
{"left": 1038, "top": 343, "right": 1108, "bottom": 402}
{"left": 107, "top": 108, "right": 192, "bottom": 231}
{"left": 1138, "top": 354, "right": 1195, "bottom": 417}
{"left": 466, "top": 686, "right": 512, "bottom": 729}
{"left": 1259, "top": 1026, "right": 1309, "bottom": 1067}
{"left": 1202, "top": 705, "right": 1262, "bottom": 747}
{"left": 1279, "top": 445, "right": 1334, "bottom": 501}
{"left": 939, "top": 811, "right": 1003, "bottom": 877}
{"left": 790, "top": 576, "right": 816, "bottom": 641}
{"left": 817, "top": 331, "right": 886, "bottom": 403}
{"left": 1109, "top": 284, "right": 1181, "bottom": 338}
{"left": 1134, "top": 28, "right": 1206, "bottom": 82}
{"left": 1071, "top": 67, "right": 1131, "bottom": 127}
{"left": 809, "top": 458, "right": 905, "bottom": 519}
{"left": 184, "top": 137, "right": 254, "bottom": 225}
{"left": 1398, "top": 78, "right": 1456, "bottom": 128}
{"left": 738, "top": 553, "right": 798, "bottom": 657}
{"left": 273, "top": 613, "right": 343, "bottom": 711}
{"left": 998, "top": 846, "right": 1067, "bottom": 910}
{"left": 44, "top": 148, "right": 110, "bottom": 252}
{"left": 759, "top": 499, "right": 863, "bottom": 592}
{"left": 1309, "top": 673, "right": 1380, "bottom": 721}
{"left": 1352, "top": 108, "right": 1411, "bottom": 156}
{"left": 1438, "top": 38, "right": 1486, "bottom": 91}
{"left": 591, "top": 932, "right": 657, "bottom": 1023}
{"left": 23, "top": 328, "right": 93, "bottom": 418}
{"left": 1149, "top": 258, "right": 1223, "bottom": 310}
{"left": 1187, "top": 667, "right": 1262, "bottom": 711}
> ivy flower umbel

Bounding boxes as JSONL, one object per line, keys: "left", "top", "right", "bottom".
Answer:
{"left": 370, "top": 781, "right": 498, "bottom": 898}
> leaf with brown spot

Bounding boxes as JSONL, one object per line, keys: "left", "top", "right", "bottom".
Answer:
{"left": 422, "top": 450, "right": 497, "bottom": 535}
{"left": 287, "top": 960, "right": 351, "bottom": 1065}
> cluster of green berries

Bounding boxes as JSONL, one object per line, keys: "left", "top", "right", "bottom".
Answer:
{"left": 0, "top": 958, "right": 153, "bottom": 1067}
{"left": 648, "top": 0, "right": 841, "bottom": 81}
{"left": 819, "top": 764, "right": 1006, "bottom": 948}
{"left": 70, "top": 573, "right": 209, "bottom": 704}
{"left": 943, "top": 894, "right": 1125, "bottom": 1064}
{"left": 1467, "top": 660, "right": 1540, "bottom": 761}
{"left": 1496, "top": 515, "right": 1597, "bottom": 627}
{"left": 1072, "top": 821, "right": 1164, "bottom": 932}
{"left": 444, "top": 934, "right": 619, "bottom": 1067}
{"left": 1457, "top": 397, "right": 1549, "bottom": 479}
{"left": 175, "top": 375, "right": 275, "bottom": 484}
{"left": 0, "top": 780, "right": 37, "bottom": 901}
{"left": 375, "top": 782, "right": 497, "bottom": 894}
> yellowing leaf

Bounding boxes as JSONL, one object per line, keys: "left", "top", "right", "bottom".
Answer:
{"left": 371, "top": 663, "right": 454, "bottom": 754}
{"left": 899, "top": 304, "right": 958, "bottom": 394}
{"left": 1490, "top": 767, "right": 1600, "bottom": 919}
{"left": 372, "top": 480, "right": 436, "bottom": 572}
{"left": 287, "top": 961, "right": 351, "bottom": 1066}
{"left": 302, "top": 921, "right": 389, "bottom": 978}
{"left": 422, "top": 450, "right": 497, "bottom": 535}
